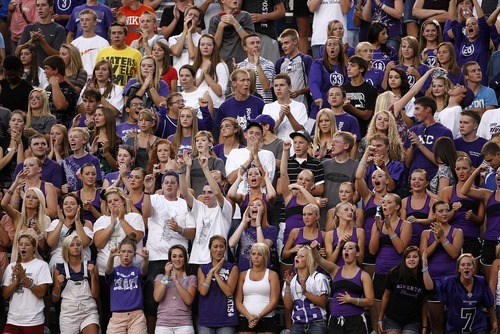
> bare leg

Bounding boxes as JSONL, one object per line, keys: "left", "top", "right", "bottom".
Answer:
{"left": 428, "top": 303, "right": 444, "bottom": 334}
{"left": 406, "top": 22, "right": 419, "bottom": 38}
{"left": 296, "top": 17, "right": 311, "bottom": 55}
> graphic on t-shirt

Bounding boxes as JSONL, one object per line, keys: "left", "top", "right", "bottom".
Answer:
{"left": 112, "top": 270, "right": 139, "bottom": 291}
{"left": 102, "top": 56, "right": 139, "bottom": 87}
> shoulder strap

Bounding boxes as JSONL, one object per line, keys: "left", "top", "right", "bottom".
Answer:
{"left": 63, "top": 262, "right": 71, "bottom": 279}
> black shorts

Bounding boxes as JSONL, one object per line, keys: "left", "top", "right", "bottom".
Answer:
{"left": 481, "top": 240, "right": 499, "bottom": 266}
{"left": 238, "top": 316, "right": 276, "bottom": 332}
{"left": 293, "top": 0, "right": 311, "bottom": 17}
{"left": 328, "top": 314, "right": 368, "bottom": 334}
{"left": 463, "top": 237, "right": 482, "bottom": 258}
{"left": 144, "top": 260, "right": 167, "bottom": 315}
{"left": 373, "top": 273, "right": 387, "bottom": 300}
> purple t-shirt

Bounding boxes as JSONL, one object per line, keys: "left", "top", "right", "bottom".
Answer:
{"left": 335, "top": 113, "right": 361, "bottom": 140}
{"left": 396, "top": 64, "right": 431, "bottom": 94}
{"left": 452, "top": 17, "right": 490, "bottom": 85}
{"left": 216, "top": 95, "right": 265, "bottom": 132}
{"left": 454, "top": 136, "right": 488, "bottom": 168}
{"left": 116, "top": 122, "right": 139, "bottom": 143}
{"left": 371, "top": 46, "right": 398, "bottom": 72}
{"left": 13, "top": 157, "right": 64, "bottom": 190}
{"left": 167, "top": 135, "right": 192, "bottom": 154}
{"left": 365, "top": 160, "right": 404, "bottom": 191}
{"left": 212, "top": 143, "right": 246, "bottom": 163}
{"left": 364, "top": 68, "right": 385, "bottom": 92}
{"left": 106, "top": 265, "right": 145, "bottom": 312}
{"left": 198, "top": 262, "right": 239, "bottom": 327}
{"left": 309, "top": 61, "right": 347, "bottom": 119}
{"left": 237, "top": 225, "right": 278, "bottom": 272}
{"left": 65, "top": 4, "right": 114, "bottom": 40}
{"left": 404, "top": 122, "right": 453, "bottom": 179}
{"left": 62, "top": 153, "right": 102, "bottom": 191}
{"left": 370, "top": 0, "right": 402, "bottom": 37}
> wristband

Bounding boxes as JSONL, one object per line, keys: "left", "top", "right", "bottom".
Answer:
{"left": 284, "top": 289, "right": 291, "bottom": 293}
{"left": 359, "top": 161, "right": 367, "bottom": 166}
{"left": 176, "top": 167, "right": 186, "bottom": 175}
{"left": 253, "top": 164, "right": 261, "bottom": 168}
{"left": 202, "top": 282, "right": 210, "bottom": 287}
{"left": 28, "top": 282, "right": 35, "bottom": 290}
{"left": 52, "top": 291, "right": 60, "bottom": 297}
{"left": 240, "top": 165, "right": 248, "bottom": 172}
{"left": 356, "top": 297, "right": 360, "bottom": 306}
{"left": 389, "top": 233, "right": 398, "bottom": 240}
{"left": 421, "top": 266, "right": 429, "bottom": 273}
{"left": 236, "top": 26, "right": 243, "bottom": 33}
{"left": 378, "top": 320, "right": 383, "bottom": 324}
{"left": 180, "top": 227, "right": 185, "bottom": 235}
{"left": 161, "top": 276, "right": 169, "bottom": 285}
{"left": 381, "top": 3, "right": 386, "bottom": 9}
{"left": 441, "top": 240, "right": 450, "bottom": 247}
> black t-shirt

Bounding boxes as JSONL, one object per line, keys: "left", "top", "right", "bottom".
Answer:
{"left": 385, "top": 269, "right": 432, "bottom": 326}
{"left": 241, "top": 0, "right": 281, "bottom": 39}
{"left": 343, "top": 80, "right": 378, "bottom": 138}
{"left": 0, "top": 79, "right": 33, "bottom": 112}
{"left": 46, "top": 80, "right": 77, "bottom": 128}
{"left": 159, "top": 6, "right": 206, "bottom": 37}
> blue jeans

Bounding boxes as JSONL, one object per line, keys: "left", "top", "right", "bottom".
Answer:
{"left": 387, "top": 36, "right": 401, "bottom": 54}
{"left": 291, "top": 320, "right": 327, "bottom": 334}
{"left": 312, "top": 45, "right": 322, "bottom": 60}
{"left": 198, "top": 326, "right": 236, "bottom": 334}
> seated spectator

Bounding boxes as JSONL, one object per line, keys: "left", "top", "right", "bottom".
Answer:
{"left": 24, "top": 88, "right": 57, "bottom": 141}
{"left": 0, "top": 55, "right": 33, "bottom": 112}
{"left": 463, "top": 61, "right": 498, "bottom": 116}
{"left": 59, "top": 44, "right": 88, "bottom": 95}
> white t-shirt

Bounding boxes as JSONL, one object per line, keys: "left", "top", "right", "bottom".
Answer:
{"left": 439, "top": 105, "right": 462, "bottom": 139}
{"left": 262, "top": 100, "right": 308, "bottom": 149}
{"left": 146, "top": 195, "right": 195, "bottom": 261}
{"left": 72, "top": 35, "right": 110, "bottom": 79}
{"left": 93, "top": 212, "right": 145, "bottom": 276}
{"left": 169, "top": 32, "right": 201, "bottom": 72}
{"left": 477, "top": 108, "right": 500, "bottom": 140}
{"left": 45, "top": 220, "right": 94, "bottom": 268}
{"left": 188, "top": 197, "right": 232, "bottom": 264}
{"left": 78, "top": 84, "right": 124, "bottom": 119}
{"left": 196, "top": 62, "right": 230, "bottom": 108}
{"left": 225, "top": 148, "right": 276, "bottom": 194}
{"left": 2, "top": 258, "right": 52, "bottom": 326}
{"left": 309, "top": 0, "right": 349, "bottom": 46}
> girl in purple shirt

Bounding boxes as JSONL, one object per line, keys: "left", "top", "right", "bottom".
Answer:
{"left": 419, "top": 20, "right": 443, "bottom": 68}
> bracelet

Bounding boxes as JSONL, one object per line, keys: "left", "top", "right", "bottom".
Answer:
{"left": 255, "top": 225, "right": 261, "bottom": 228}
{"left": 441, "top": 240, "right": 450, "bottom": 247}
{"left": 359, "top": 161, "right": 367, "bottom": 166}
{"left": 161, "top": 276, "right": 169, "bottom": 285}
{"left": 52, "top": 291, "right": 60, "bottom": 297}
{"left": 389, "top": 233, "right": 398, "bottom": 240}
{"left": 180, "top": 227, "right": 185, "bottom": 235}
{"left": 381, "top": 3, "right": 386, "bottom": 9}
{"left": 144, "top": 192, "right": 151, "bottom": 195}
{"left": 240, "top": 165, "right": 248, "bottom": 172}
{"left": 202, "top": 282, "right": 210, "bottom": 287}
{"left": 28, "top": 282, "right": 35, "bottom": 290}
{"left": 284, "top": 289, "right": 291, "bottom": 293}
{"left": 7, "top": 189, "right": 13, "bottom": 196}
{"left": 356, "top": 297, "right": 360, "bottom": 306}
{"left": 377, "top": 320, "right": 383, "bottom": 324}
{"left": 421, "top": 266, "right": 429, "bottom": 273}
{"left": 176, "top": 167, "right": 186, "bottom": 175}
{"left": 253, "top": 164, "right": 261, "bottom": 168}
{"left": 235, "top": 26, "right": 243, "bottom": 33}
{"left": 13, "top": 200, "right": 21, "bottom": 205}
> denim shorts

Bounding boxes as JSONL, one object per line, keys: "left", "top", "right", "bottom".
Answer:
{"left": 403, "top": 0, "right": 417, "bottom": 23}
{"left": 496, "top": 305, "right": 500, "bottom": 318}
{"left": 383, "top": 317, "right": 419, "bottom": 334}
{"left": 292, "top": 320, "right": 327, "bottom": 334}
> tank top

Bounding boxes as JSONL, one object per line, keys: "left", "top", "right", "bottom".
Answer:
{"left": 77, "top": 189, "right": 101, "bottom": 224}
{"left": 405, "top": 195, "right": 431, "bottom": 246}
{"left": 375, "top": 219, "right": 404, "bottom": 275}
{"left": 333, "top": 227, "right": 359, "bottom": 266}
{"left": 242, "top": 269, "right": 274, "bottom": 318}
{"left": 330, "top": 267, "right": 364, "bottom": 316}
{"left": 284, "top": 195, "right": 306, "bottom": 245}
{"left": 295, "top": 228, "right": 324, "bottom": 246}
{"left": 427, "top": 226, "right": 456, "bottom": 280}
{"left": 363, "top": 196, "right": 377, "bottom": 245}
{"left": 449, "top": 186, "right": 480, "bottom": 238}
{"left": 496, "top": 269, "right": 500, "bottom": 306}
{"left": 485, "top": 191, "right": 500, "bottom": 241}
{"left": 134, "top": 194, "right": 144, "bottom": 214}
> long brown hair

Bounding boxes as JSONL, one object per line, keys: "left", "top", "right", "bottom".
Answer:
{"left": 192, "top": 34, "right": 226, "bottom": 82}
{"left": 90, "top": 59, "right": 115, "bottom": 99}
{"left": 147, "top": 139, "right": 176, "bottom": 174}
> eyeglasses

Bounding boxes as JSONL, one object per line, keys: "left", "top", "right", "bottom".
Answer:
{"left": 131, "top": 102, "right": 144, "bottom": 107}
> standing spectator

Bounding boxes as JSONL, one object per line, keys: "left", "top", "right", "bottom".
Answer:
{"left": 71, "top": 9, "right": 110, "bottom": 78}
{"left": 59, "top": 43, "right": 88, "bottom": 95}
{"left": 96, "top": 21, "right": 142, "bottom": 87}
{"left": 463, "top": 61, "right": 498, "bottom": 116}
{"left": 0, "top": 56, "right": 33, "bottom": 112}
{"left": 66, "top": 0, "right": 113, "bottom": 43}
{"left": 454, "top": 110, "right": 488, "bottom": 167}
{"left": 169, "top": 6, "right": 202, "bottom": 72}
{"left": 160, "top": 0, "right": 205, "bottom": 40}
{"left": 237, "top": 33, "right": 275, "bottom": 104}
{"left": 2, "top": 234, "right": 52, "bottom": 334}
{"left": 308, "top": 0, "right": 351, "bottom": 59}
{"left": 130, "top": 11, "right": 167, "bottom": 56}
{"left": 362, "top": 0, "right": 403, "bottom": 51}
{"left": 240, "top": 0, "right": 284, "bottom": 63}
{"left": 7, "top": 0, "right": 38, "bottom": 53}
{"left": 117, "top": 0, "right": 154, "bottom": 46}
{"left": 367, "top": 21, "right": 398, "bottom": 72}
{"left": 15, "top": 0, "right": 66, "bottom": 67}
{"left": 215, "top": 69, "right": 265, "bottom": 140}
{"left": 208, "top": 0, "right": 254, "bottom": 71}
{"left": 275, "top": 28, "right": 313, "bottom": 111}
{"left": 43, "top": 55, "right": 77, "bottom": 128}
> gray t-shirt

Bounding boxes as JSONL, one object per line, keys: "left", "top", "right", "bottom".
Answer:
{"left": 19, "top": 22, "right": 67, "bottom": 67}
{"left": 31, "top": 115, "right": 57, "bottom": 135}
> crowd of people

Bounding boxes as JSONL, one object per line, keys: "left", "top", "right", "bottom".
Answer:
{"left": 0, "top": 0, "right": 499, "bottom": 333}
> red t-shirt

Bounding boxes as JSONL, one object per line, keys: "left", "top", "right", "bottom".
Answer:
{"left": 161, "top": 66, "right": 178, "bottom": 92}
{"left": 118, "top": 4, "right": 155, "bottom": 45}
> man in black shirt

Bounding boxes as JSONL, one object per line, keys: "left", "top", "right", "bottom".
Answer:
{"left": 0, "top": 56, "right": 33, "bottom": 111}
